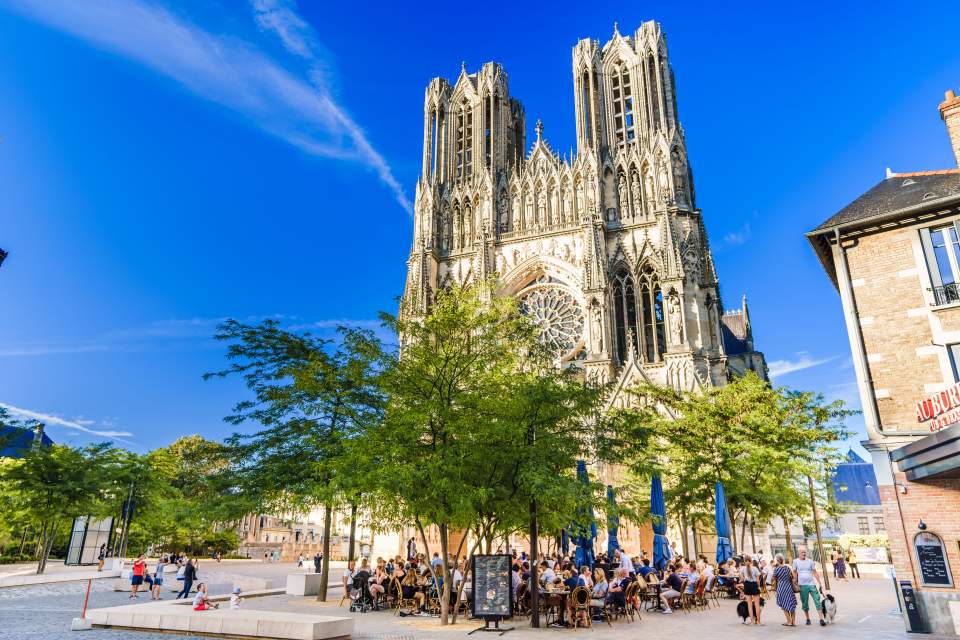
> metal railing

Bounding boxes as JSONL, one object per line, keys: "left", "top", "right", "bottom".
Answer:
{"left": 930, "top": 283, "right": 960, "bottom": 306}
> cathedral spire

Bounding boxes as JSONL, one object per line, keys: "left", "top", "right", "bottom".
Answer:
{"left": 535, "top": 119, "right": 543, "bottom": 140}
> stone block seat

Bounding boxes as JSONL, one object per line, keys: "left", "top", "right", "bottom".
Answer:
{"left": 87, "top": 591, "right": 350, "bottom": 640}
{"left": 287, "top": 573, "right": 323, "bottom": 596}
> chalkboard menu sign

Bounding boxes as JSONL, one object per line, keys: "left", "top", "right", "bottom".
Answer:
{"left": 915, "top": 532, "right": 953, "bottom": 587}
{"left": 472, "top": 554, "right": 513, "bottom": 619}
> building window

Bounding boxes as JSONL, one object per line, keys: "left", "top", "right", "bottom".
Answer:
{"left": 610, "top": 65, "right": 634, "bottom": 144}
{"left": 873, "top": 516, "right": 885, "bottom": 533}
{"left": 857, "top": 516, "right": 870, "bottom": 535}
{"left": 455, "top": 104, "right": 473, "bottom": 179}
{"left": 612, "top": 269, "right": 638, "bottom": 363}
{"left": 922, "top": 223, "right": 960, "bottom": 305}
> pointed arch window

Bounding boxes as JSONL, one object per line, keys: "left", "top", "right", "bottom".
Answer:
{"left": 455, "top": 103, "right": 473, "bottom": 179}
{"left": 581, "top": 70, "right": 593, "bottom": 146}
{"left": 646, "top": 54, "right": 661, "bottom": 132}
{"left": 612, "top": 269, "right": 638, "bottom": 363}
{"left": 610, "top": 65, "right": 635, "bottom": 144}
{"left": 638, "top": 267, "right": 666, "bottom": 362}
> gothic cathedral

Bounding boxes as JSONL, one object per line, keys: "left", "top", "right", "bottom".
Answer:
{"left": 402, "top": 21, "right": 767, "bottom": 403}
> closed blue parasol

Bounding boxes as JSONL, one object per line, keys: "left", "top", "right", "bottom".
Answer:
{"left": 714, "top": 481, "right": 734, "bottom": 564}
{"left": 650, "top": 473, "right": 671, "bottom": 571}
{"left": 574, "top": 460, "right": 596, "bottom": 570}
{"left": 606, "top": 485, "right": 620, "bottom": 558}
{"left": 561, "top": 529, "right": 570, "bottom": 556}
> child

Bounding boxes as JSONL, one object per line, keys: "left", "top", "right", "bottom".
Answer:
{"left": 192, "top": 583, "right": 219, "bottom": 611}
{"left": 230, "top": 587, "right": 243, "bottom": 610}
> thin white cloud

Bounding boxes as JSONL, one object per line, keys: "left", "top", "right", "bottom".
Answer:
{"left": 1, "top": 0, "right": 411, "bottom": 214}
{"left": 767, "top": 351, "right": 837, "bottom": 378}
{"left": 249, "top": 0, "right": 412, "bottom": 214}
{"left": 0, "top": 402, "right": 133, "bottom": 438}
{"left": 715, "top": 221, "right": 751, "bottom": 252}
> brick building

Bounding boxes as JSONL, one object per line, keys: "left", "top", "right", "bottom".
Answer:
{"left": 807, "top": 89, "right": 960, "bottom": 635}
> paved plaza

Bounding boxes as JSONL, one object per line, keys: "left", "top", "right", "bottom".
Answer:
{"left": 0, "top": 560, "right": 926, "bottom": 640}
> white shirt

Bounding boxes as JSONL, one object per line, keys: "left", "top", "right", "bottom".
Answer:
{"left": 540, "top": 568, "right": 556, "bottom": 585}
{"left": 792, "top": 558, "right": 817, "bottom": 586}
{"left": 619, "top": 554, "right": 634, "bottom": 574}
{"left": 192, "top": 592, "right": 205, "bottom": 608}
{"left": 230, "top": 594, "right": 241, "bottom": 609}
{"left": 343, "top": 569, "right": 354, "bottom": 584}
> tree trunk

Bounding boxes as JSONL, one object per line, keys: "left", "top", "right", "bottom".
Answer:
{"left": 438, "top": 524, "right": 451, "bottom": 625}
{"left": 316, "top": 504, "right": 332, "bottom": 601}
{"left": 739, "top": 511, "right": 749, "bottom": 554}
{"left": 347, "top": 502, "right": 357, "bottom": 562}
{"left": 18, "top": 526, "right": 29, "bottom": 557}
{"left": 34, "top": 521, "right": 47, "bottom": 563}
{"left": 529, "top": 499, "right": 540, "bottom": 628}
{"left": 37, "top": 519, "right": 59, "bottom": 575}
{"left": 727, "top": 506, "right": 743, "bottom": 554}
{"left": 783, "top": 514, "right": 794, "bottom": 562}
{"left": 692, "top": 525, "right": 700, "bottom": 558}
{"left": 679, "top": 512, "right": 689, "bottom": 559}
{"left": 749, "top": 516, "right": 757, "bottom": 553}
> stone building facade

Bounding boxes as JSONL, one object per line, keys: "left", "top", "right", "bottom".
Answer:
{"left": 807, "top": 90, "right": 960, "bottom": 635}
{"left": 400, "top": 21, "right": 767, "bottom": 559}
{"left": 402, "top": 21, "right": 766, "bottom": 411}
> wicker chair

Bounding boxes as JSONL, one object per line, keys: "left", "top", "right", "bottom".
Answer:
{"left": 624, "top": 581, "right": 642, "bottom": 621}
{"left": 515, "top": 581, "right": 529, "bottom": 616}
{"left": 570, "top": 586, "right": 592, "bottom": 629}
{"left": 392, "top": 579, "right": 417, "bottom": 616}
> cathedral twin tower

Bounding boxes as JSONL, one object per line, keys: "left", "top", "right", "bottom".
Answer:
{"left": 403, "top": 21, "right": 766, "bottom": 397}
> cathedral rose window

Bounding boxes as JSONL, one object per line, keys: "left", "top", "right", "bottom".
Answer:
{"left": 518, "top": 284, "right": 585, "bottom": 360}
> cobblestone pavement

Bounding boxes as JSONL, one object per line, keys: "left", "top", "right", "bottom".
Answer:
{"left": 0, "top": 569, "right": 919, "bottom": 640}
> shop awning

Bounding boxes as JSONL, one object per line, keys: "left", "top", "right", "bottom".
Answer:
{"left": 890, "top": 423, "right": 960, "bottom": 481}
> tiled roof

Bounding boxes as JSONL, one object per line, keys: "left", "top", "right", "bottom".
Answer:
{"left": 831, "top": 450, "right": 881, "bottom": 506}
{"left": 810, "top": 171, "right": 960, "bottom": 234}
{"left": 0, "top": 426, "right": 54, "bottom": 458}
{"left": 721, "top": 311, "right": 749, "bottom": 355}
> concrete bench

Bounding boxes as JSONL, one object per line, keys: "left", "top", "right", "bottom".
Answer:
{"left": 233, "top": 576, "right": 277, "bottom": 591}
{"left": 88, "top": 601, "right": 352, "bottom": 640}
{"left": 287, "top": 573, "right": 323, "bottom": 596}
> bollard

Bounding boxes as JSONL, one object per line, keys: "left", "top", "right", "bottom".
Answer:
{"left": 70, "top": 579, "right": 93, "bottom": 631}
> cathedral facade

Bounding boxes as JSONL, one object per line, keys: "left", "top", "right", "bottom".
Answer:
{"left": 402, "top": 21, "right": 766, "bottom": 403}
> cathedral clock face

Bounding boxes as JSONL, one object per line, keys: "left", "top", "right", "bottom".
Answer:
{"left": 518, "top": 284, "right": 585, "bottom": 360}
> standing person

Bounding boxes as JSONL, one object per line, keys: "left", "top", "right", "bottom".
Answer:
{"left": 831, "top": 549, "right": 839, "bottom": 579}
{"left": 792, "top": 547, "right": 826, "bottom": 626}
{"left": 151, "top": 555, "right": 166, "bottom": 600}
{"left": 314, "top": 552, "right": 322, "bottom": 574}
{"left": 130, "top": 554, "right": 147, "bottom": 599}
{"left": 298, "top": 553, "right": 305, "bottom": 569}
{"left": 177, "top": 559, "right": 197, "bottom": 599}
{"left": 406, "top": 537, "right": 417, "bottom": 561}
{"left": 847, "top": 549, "right": 860, "bottom": 579}
{"left": 740, "top": 556, "right": 763, "bottom": 625}
{"left": 836, "top": 549, "right": 847, "bottom": 580}
{"left": 772, "top": 553, "right": 797, "bottom": 626}
{"left": 97, "top": 544, "right": 107, "bottom": 572}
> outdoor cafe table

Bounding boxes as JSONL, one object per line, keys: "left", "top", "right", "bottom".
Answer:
{"left": 539, "top": 589, "right": 570, "bottom": 627}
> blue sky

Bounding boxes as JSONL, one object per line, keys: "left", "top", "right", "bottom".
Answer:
{"left": 2, "top": 0, "right": 959, "bottom": 452}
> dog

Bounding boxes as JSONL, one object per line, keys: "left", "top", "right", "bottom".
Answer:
{"left": 737, "top": 597, "right": 765, "bottom": 623}
{"left": 820, "top": 590, "right": 837, "bottom": 624}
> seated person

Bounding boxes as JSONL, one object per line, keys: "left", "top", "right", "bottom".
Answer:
{"left": 590, "top": 568, "right": 608, "bottom": 608}
{"left": 230, "top": 587, "right": 242, "bottom": 610}
{"left": 638, "top": 558, "right": 656, "bottom": 579}
{"left": 659, "top": 565, "right": 684, "bottom": 614}
{"left": 563, "top": 570, "right": 579, "bottom": 592}
{"left": 577, "top": 565, "right": 593, "bottom": 589}
{"left": 539, "top": 561, "right": 556, "bottom": 587}
{"left": 606, "top": 568, "right": 629, "bottom": 610}
{"left": 401, "top": 572, "right": 426, "bottom": 613}
{"left": 369, "top": 565, "right": 388, "bottom": 600}
{"left": 342, "top": 560, "right": 356, "bottom": 600}
{"left": 192, "top": 583, "right": 218, "bottom": 611}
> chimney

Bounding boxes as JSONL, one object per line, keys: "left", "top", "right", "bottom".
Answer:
{"left": 940, "top": 89, "right": 960, "bottom": 168}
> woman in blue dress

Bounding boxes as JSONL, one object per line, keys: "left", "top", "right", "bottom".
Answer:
{"left": 773, "top": 553, "right": 797, "bottom": 626}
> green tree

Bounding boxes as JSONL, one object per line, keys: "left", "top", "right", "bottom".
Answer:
{"left": 360, "top": 281, "right": 609, "bottom": 625}
{"left": 611, "top": 372, "right": 852, "bottom": 556}
{"left": 207, "top": 319, "right": 385, "bottom": 600}
{"left": 0, "top": 442, "right": 119, "bottom": 573}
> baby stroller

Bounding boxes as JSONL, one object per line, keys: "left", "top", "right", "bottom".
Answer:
{"left": 349, "top": 571, "right": 373, "bottom": 613}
